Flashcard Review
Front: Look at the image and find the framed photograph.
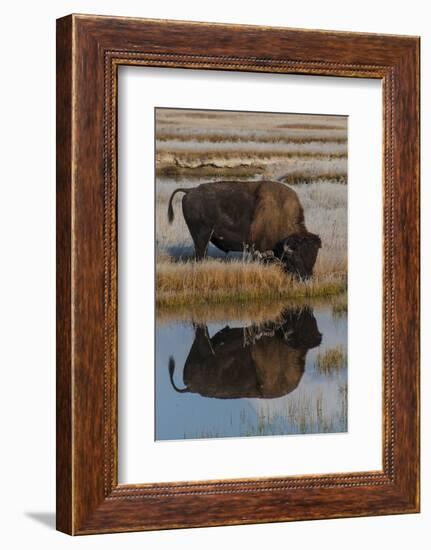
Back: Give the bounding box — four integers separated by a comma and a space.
56, 14, 420, 534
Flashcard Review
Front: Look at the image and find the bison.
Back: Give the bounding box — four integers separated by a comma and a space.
167, 180, 321, 279
168, 307, 322, 400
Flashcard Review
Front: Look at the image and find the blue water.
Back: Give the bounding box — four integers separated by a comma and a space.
155, 305, 347, 440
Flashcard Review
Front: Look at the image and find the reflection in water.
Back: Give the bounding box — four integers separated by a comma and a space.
168, 308, 321, 399
155, 303, 347, 440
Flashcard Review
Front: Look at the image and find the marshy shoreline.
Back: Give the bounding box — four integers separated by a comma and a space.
156, 256, 347, 311
155, 108, 348, 314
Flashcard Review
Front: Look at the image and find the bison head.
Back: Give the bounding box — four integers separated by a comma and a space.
273, 232, 322, 279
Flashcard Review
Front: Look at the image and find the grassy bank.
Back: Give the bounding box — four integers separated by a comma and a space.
156, 257, 347, 309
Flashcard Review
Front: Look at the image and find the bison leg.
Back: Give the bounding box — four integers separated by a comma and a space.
191, 227, 213, 260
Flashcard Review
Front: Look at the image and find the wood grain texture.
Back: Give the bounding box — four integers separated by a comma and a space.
56, 14, 420, 535
56, 15, 73, 535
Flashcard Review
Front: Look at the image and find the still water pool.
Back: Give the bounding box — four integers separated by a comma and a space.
155, 304, 347, 441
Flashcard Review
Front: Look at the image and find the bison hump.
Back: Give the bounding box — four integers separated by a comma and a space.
249, 181, 306, 251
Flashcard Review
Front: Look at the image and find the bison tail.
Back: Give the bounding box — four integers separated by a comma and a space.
168, 356, 188, 393
167, 188, 189, 224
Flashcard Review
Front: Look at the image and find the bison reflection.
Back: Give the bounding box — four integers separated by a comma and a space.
168, 308, 322, 399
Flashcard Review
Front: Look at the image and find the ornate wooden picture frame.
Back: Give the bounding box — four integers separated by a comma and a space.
56, 14, 420, 535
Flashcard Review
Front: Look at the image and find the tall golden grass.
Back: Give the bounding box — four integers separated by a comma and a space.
316, 345, 347, 374
156, 257, 346, 308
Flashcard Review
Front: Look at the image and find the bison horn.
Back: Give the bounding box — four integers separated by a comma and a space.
283, 244, 294, 254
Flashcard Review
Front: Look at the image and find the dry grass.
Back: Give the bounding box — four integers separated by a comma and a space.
332, 294, 348, 318
155, 109, 347, 308
156, 154, 346, 182
316, 345, 347, 375
156, 150, 347, 182
156, 108, 347, 129
245, 381, 348, 436
156, 256, 346, 308
157, 133, 346, 144
158, 139, 347, 154
157, 164, 264, 179
157, 149, 346, 168
279, 173, 346, 185
156, 109, 347, 184
297, 183, 347, 276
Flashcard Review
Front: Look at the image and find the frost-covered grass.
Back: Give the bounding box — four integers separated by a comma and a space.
155, 108, 347, 181
154, 109, 348, 307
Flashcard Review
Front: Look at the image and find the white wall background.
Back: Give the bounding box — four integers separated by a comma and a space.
0, 0, 427, 548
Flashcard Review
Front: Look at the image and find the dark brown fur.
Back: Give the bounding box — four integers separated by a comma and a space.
167, 180, 321, 277
169, 308, 322, 399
